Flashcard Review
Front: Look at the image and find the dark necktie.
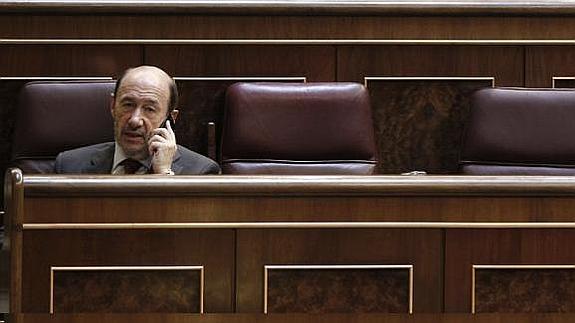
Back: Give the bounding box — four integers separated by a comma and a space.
120, 158, 142, 174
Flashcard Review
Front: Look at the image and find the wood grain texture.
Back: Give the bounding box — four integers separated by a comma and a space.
145, 46, 334, 82
0, 45, 141, 76
4, 15, 575, 40
445, 229, 575, 312
21, 229, 234, 313
267, 268, 410, 313
53, 269, 201, 313
367, 78, 492, 174
22, 193, 575, 224
526, 46, 575, 87
236, 229, 442, 313
475, 268, 575, 313
337, 46, 523, 86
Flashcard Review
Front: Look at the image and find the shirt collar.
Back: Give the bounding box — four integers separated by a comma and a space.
111, 142, 152, 174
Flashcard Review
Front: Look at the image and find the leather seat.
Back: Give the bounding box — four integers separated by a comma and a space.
220, 82, 377, 175
460, 87, 575, 175
11, 80, 115, 173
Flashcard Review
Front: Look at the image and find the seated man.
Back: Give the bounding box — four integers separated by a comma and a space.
55, 65, 220, 175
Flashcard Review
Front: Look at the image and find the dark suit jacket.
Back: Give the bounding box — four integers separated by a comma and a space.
54, 142, 220, 175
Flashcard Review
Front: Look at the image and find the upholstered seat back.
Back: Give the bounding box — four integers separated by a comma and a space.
11, 81, 115, 173
460, 87, 575, 175
220, 82, 377, 175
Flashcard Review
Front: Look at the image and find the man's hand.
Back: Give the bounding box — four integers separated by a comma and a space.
148, 120, 177, 175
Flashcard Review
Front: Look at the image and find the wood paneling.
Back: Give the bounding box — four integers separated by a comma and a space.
21, 195, 575, 223
0, 45, 141, 76
445, 229, 575, 312
526, 46, 575, 87
236, 229, 442, 313
145, 46, 334, 82
21, 229, 234, 313
366, 78, 493, 174
4, 15, 575, 40
337, 46, 523, 86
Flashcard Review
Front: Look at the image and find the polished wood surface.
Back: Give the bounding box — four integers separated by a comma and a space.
6, 171, 575, 318
4, 0, 575, 15
6, 16, 575, 39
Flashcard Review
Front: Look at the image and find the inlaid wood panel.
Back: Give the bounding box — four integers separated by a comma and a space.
552, 77, 575, 88
365, 78, 493, 174
236, 229, 442, 313
21, 229, 234, 313
473, 267, 575, 313
145, 46, 335, 82
52, 267, 202, 313
337, 46, 523, 86
265, 266, 411, 313
526, 46, 575, 87
444, 229, 575, 313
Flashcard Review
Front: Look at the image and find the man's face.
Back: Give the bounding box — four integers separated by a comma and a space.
111, 69, 171, 160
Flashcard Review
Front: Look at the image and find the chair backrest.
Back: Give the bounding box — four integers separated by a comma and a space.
460, 87, 575, 175
11, 80, 116, 173
220, 82, 377, 175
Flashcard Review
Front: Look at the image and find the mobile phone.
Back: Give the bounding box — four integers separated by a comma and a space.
160, 114, 176, 128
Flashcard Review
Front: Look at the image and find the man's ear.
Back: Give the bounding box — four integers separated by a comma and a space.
170, 109, 179, 121
109, 94, 116, 116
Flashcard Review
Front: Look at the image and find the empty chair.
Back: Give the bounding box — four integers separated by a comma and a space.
11, 80, 115, 173
220, 82, 377, 175
460, 87, 575, 175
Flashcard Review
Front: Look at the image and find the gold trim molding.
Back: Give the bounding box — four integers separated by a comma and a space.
263, 264, 413, 314
552, 76, 575, 88
22, 222, 575, 230
471, 264, 575, 314
50, 265, 204, 314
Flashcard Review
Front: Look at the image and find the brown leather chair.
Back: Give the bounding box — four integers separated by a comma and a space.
460, 87, 575, 175
11, 80, 115, 173
220, 82, 377, 175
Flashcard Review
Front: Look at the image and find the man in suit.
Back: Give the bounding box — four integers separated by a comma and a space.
55, 65, 220, 175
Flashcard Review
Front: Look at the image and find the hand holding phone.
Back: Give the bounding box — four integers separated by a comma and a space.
148, 117, 178, 175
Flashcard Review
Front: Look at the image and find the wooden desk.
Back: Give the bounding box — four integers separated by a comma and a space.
4, 169, 575, 321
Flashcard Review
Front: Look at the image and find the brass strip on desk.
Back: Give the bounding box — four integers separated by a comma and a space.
21, 222, 575, 230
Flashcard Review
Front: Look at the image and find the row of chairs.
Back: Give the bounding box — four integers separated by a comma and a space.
10, 81, 575, 175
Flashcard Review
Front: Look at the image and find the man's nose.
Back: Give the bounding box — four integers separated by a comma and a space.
127, 107, 144, 127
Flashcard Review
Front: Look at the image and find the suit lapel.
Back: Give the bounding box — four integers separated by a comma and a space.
87, 143, 115, 174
